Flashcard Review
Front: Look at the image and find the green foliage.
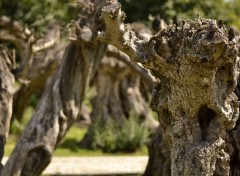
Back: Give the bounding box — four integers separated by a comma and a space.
10, 107, 34, 136
6, 125, 148, 156
0, 0, 79, 33
90, 113, 149, 153
10, 95, 39, 136
120, 0, 240, 29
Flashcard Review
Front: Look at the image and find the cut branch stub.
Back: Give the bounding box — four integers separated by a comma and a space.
99, 2, 153, 63
100, 2, 239, 175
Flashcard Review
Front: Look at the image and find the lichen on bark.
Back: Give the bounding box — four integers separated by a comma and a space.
100, 1, 239, 175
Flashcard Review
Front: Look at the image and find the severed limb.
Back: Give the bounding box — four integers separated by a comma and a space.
98, 1, 156, 64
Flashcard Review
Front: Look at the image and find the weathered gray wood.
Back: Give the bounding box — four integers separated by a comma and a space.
1, 1, 107, 175
100, 2, 239, 175
0, 47, 14, 168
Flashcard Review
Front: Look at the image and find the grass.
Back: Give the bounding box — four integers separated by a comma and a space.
6, 118, 148, 157
4, 135, 17, 156
6, 97, 148, 157
55, 125, 148, 156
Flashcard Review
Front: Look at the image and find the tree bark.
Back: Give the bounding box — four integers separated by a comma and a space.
1, 0, 107, 175
0, 47, 14, 168
226, 79, 240, 176
143, 127, 170, 176
226, 117, 240, 176
100, 2, 239, 175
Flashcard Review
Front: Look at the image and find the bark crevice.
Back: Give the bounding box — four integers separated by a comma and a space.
198, 106, 215, 141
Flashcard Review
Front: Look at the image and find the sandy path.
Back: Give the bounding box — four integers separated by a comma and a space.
3, 156, 148, 175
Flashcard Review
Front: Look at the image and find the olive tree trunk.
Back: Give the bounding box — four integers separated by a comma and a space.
227, 118, 240, 176
0, 47, 15, 168
227, 80, 240, 176
143, 127, 170, 176
1, 0, 107, 175
100, 2, 239, 175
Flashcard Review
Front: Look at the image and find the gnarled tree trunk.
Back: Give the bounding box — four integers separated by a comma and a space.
0, 47, 14, 168
143, 27, 240, 176
1, 0, 107, 175
226, 117, 240, 176
143, 127, 170, 176
100, 2, 239, 175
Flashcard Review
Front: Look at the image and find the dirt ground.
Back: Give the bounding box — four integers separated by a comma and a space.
2, 156, 148, 175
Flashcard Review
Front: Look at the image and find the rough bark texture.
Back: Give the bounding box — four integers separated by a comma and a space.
227, 117, 240, 176
142, 17, 171, 176
100, 2, 239, 175
143, 127, 170, 176
227, 32, 240, 175
0, 47, 14, 168
80, 49, 157, 148
1, 0, 107, 175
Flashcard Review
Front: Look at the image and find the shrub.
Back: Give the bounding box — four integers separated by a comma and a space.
91, 112, 149, 153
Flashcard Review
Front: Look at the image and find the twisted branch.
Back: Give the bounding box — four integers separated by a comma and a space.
0, 16, 59, 79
